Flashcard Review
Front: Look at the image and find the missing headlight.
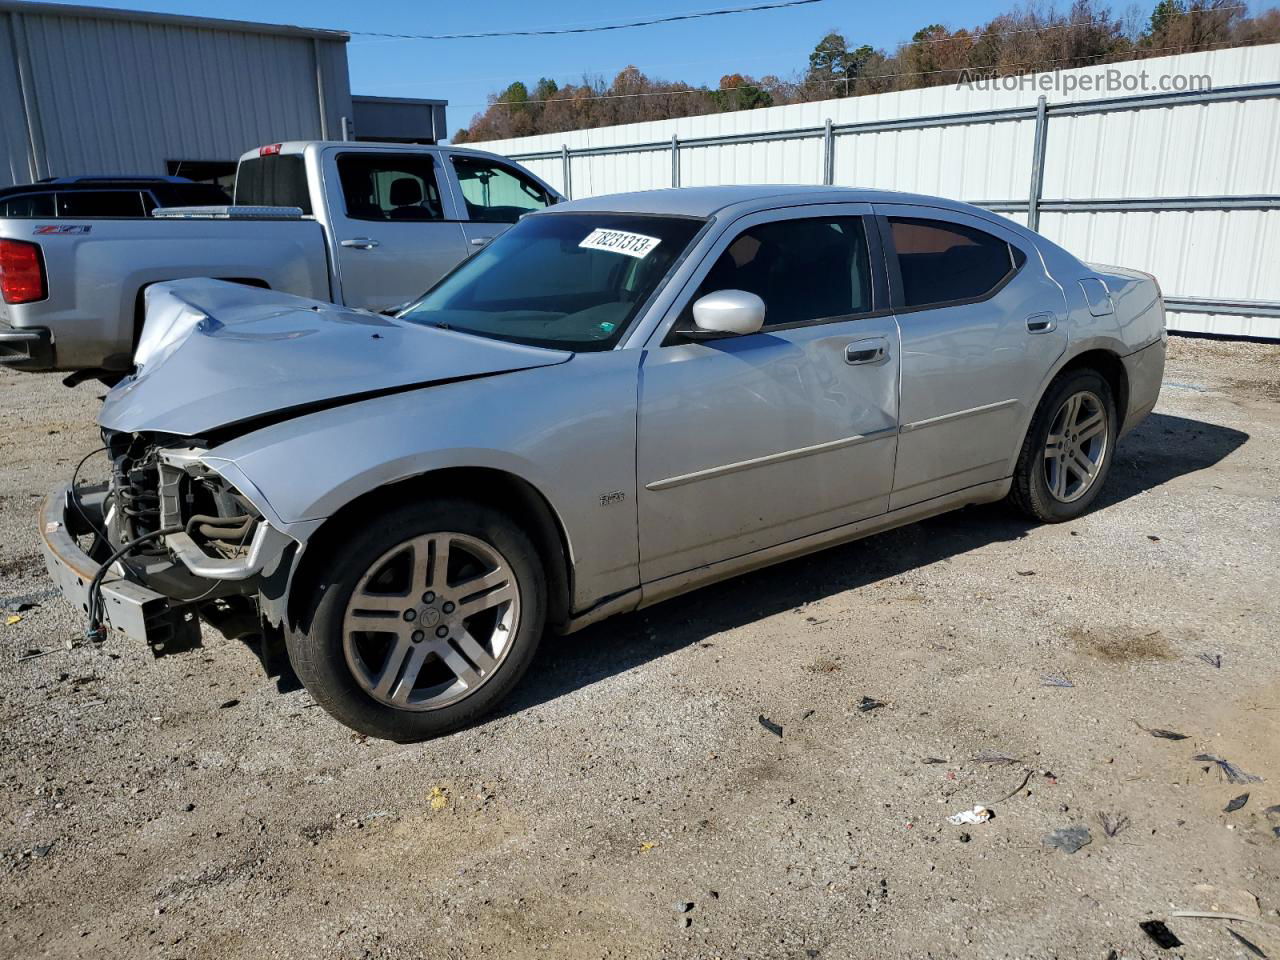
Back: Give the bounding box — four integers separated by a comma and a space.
155, 447, 263, 556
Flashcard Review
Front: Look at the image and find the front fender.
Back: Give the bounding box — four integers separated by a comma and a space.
205, 354, 644, 610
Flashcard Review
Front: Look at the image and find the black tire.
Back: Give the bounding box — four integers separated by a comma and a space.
286, 498, 546, 741
1009, 368, 1116, 523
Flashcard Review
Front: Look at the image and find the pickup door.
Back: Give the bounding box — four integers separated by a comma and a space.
322, 150, 559, 312
322, 150, 470, 312
443, 152, 560, 249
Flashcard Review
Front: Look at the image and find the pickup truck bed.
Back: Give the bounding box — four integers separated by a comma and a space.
0, 214, 327, 370
0, 140, 561, 373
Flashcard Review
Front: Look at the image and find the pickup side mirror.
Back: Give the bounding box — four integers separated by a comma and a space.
686, 289, 766, 339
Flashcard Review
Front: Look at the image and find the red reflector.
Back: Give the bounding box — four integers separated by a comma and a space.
259, 143, 283, 156
0, 238, 46, 304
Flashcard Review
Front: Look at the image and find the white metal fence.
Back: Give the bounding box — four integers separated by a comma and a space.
472, 44, 1280, 339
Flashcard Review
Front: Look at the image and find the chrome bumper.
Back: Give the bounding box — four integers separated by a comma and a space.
38, 484, 200, 654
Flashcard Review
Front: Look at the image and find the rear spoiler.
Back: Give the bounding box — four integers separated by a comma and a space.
152, 205, 306, 220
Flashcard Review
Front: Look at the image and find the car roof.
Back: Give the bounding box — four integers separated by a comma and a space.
543, 185, 990, 220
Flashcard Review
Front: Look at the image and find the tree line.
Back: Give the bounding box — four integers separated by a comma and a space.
452, 0, 1280, 142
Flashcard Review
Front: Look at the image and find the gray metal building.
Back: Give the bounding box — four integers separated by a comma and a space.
0, 1, 447, 188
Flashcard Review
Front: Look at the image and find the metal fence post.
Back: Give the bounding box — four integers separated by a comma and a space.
1027, 95, 1048, 232
823, 118, 834, 185
671, 134, 680, 187
561, 144, 572, 200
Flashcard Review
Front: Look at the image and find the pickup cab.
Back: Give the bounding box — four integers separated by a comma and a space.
0, 141, 561, 374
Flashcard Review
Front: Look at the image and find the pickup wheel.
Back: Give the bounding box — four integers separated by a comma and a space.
1009, 369, 1116, 523
287, 499, 546, 741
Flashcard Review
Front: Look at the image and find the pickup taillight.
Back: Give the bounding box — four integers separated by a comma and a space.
0, 238, 46, 304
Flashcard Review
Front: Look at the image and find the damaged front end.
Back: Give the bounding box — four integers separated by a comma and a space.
39, 429, 296, 657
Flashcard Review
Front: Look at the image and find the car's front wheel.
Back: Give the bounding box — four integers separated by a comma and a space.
1009, 369, 1116, 522
287, 499, 546, 741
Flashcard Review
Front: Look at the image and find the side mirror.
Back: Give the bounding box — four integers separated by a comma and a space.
688, 289, 765, 338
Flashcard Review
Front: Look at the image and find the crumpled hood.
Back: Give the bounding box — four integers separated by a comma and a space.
99, 279, 572, 436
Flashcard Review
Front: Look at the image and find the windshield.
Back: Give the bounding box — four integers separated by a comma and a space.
398, 212, 704, 351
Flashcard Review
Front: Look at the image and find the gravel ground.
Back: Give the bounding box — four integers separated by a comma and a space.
1, 337, 1278, 960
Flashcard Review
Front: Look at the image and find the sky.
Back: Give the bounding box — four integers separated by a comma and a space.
59, 0, 1039, 134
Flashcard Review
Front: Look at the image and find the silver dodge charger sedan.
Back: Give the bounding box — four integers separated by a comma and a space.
40, 185, 1166, 740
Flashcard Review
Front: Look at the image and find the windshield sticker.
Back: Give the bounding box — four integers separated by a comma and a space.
579, 228, 661, 259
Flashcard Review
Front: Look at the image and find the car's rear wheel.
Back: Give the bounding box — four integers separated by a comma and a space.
287, 499, 545, 741
1009, 369, 1116, 522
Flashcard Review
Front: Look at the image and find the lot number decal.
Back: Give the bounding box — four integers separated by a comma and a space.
579, 228, 661, 259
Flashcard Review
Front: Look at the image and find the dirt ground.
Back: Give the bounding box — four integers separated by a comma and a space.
1, 336, 1278, 960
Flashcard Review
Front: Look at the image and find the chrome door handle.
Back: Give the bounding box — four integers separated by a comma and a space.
470, 237, 491, 246
845, 338, 888, 365
1026, 312, 1057, 334
340, 237, 380, 249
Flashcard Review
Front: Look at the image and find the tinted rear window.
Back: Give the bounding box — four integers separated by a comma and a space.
55, 191, 146, 217
889, 217, 1023, 308
234, 155, 312, 214
0, 193, 54, 217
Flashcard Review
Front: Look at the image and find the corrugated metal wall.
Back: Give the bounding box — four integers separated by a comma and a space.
474, 44, 1280, 339
0, 3, 352, 187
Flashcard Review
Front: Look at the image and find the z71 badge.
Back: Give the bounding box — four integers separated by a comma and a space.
33, 224, 92, 235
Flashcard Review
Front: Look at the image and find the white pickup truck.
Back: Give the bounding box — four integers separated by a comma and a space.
0, 141, 561, 375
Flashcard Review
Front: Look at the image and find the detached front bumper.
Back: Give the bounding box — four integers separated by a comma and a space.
38, 484, 200, 654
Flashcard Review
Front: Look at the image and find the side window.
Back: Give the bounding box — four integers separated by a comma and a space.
54, 191, 145, 217
1, 193, 54, 217
336, 153, 444, 222
451, 157, 552, 224
690, 216, 873, 329
889, 217, 1023, 308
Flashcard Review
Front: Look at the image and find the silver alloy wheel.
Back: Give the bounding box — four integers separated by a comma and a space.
341, 532, 520, 711
1043, 390, 1108, 503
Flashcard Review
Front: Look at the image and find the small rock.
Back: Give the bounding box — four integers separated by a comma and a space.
857, 696, 886, 713
218, 698, 240, 709
958, 832, 971, 843
674, 901, 694, 913
1043, 825, 1092, 853
182, 802, 195, 813
31, 843, 53, 859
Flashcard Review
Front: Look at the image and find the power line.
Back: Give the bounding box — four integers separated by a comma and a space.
348, 0, 823, 41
